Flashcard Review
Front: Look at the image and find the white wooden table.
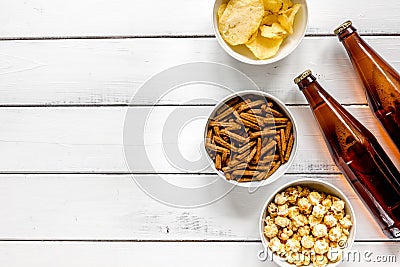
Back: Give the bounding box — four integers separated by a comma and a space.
0, 0, 399, 266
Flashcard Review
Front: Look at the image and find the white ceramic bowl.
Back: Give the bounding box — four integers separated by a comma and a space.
213, 0, 308, 65
259, 178, 357, 267
204, 90, 298, 188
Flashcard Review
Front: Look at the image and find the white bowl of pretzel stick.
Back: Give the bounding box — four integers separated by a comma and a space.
204, 90, 298, 188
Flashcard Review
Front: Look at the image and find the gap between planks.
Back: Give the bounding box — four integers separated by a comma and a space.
0, 171, 342, 175
0, 239, 397, 243
0, 104, 369, 108
2, 33, 400, 41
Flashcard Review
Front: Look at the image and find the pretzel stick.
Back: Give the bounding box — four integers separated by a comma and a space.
205, 143, 230, 154
284, 134, 294, 162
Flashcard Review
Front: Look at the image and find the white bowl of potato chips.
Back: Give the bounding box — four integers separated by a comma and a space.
214, 0, 308, 64
259, 178, 356, 267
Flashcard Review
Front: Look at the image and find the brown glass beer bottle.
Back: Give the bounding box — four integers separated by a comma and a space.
335, 21, 400, 150
294, 70, 400, 238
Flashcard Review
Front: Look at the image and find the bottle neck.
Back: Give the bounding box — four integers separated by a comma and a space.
298, 74, 373, 141
337, 25, 358, 42
297, 74, 326, 109
339, 27, 371, 62
337, 25, 400, 114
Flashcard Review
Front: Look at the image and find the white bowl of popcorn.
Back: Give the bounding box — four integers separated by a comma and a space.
259, 178, 356, 267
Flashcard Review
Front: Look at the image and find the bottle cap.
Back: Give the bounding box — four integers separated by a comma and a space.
334, 20, 352, 35
294, 69, 312, 84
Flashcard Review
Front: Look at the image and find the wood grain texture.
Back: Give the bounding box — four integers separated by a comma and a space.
0, 0, 399, 261
0, 106, 397, 173
0, 241, 399, 266
1, 37, 400, 106
0, 241, 398, 266
1, 0, 400, 37
0, 174, 390, 240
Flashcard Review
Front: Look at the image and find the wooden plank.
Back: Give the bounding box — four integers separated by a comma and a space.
1, 37, 400, 106
1, 0, 400, 37
0, 106, 397, 173
0, 241, 398, 266
0, 242, 400, 267
0, 174, 391, 240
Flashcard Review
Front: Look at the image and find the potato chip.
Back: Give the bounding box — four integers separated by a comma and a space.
263, 0, 283, 13
282, 0, 294, 10
277, 15, 290, 33
278, 3, 301, 34
246, 30, 284, 59
218, 0, 265, 45
246, 30, 258, 44
217, 2, 228, 20
260, 23, 287, 39
261, 12, 279, 26
263, 0, 293, 12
